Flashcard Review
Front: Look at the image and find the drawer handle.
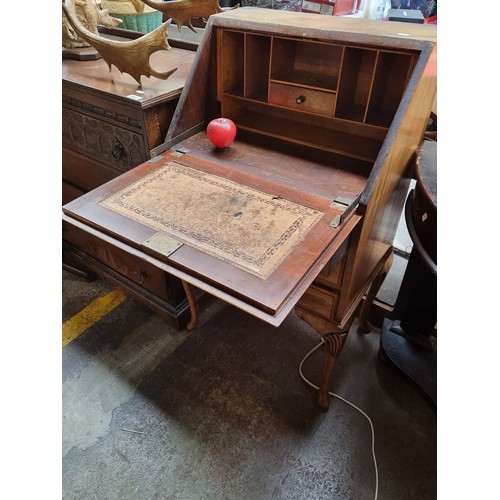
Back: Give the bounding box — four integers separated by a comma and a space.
112, 138, 124, 160
138, 269, 147, 285
295, 95, 306, 104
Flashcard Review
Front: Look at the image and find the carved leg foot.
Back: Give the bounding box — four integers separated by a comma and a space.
318, 330, 348, 410
358, 250, 394, 333
181, 280, 199, 331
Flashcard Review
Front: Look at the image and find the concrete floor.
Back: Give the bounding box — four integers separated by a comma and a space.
62, 249, 436, 500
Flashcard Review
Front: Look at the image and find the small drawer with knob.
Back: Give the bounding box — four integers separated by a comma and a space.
268, 82, 336, 116
63, 218, 173, 300
62, 94, 148, 173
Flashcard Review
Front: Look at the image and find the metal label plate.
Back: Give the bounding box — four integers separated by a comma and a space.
142, 232, 183, 258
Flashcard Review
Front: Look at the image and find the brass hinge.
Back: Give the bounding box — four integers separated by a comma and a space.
161, 145, 192, 158
148, 154, 165, 163
173, 146, 190, 155
329, 194, 361, 228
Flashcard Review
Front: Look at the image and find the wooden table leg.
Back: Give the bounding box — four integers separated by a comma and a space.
296, 247, 395, 409
358, 249, 394, 333
318, 329, 348, 409
295, 308, 351, 409
181, 280, 199, 331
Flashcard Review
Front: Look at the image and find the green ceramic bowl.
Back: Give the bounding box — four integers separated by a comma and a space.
112, 11, 163, 33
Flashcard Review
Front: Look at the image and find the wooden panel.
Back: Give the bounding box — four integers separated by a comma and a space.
317, 254, 346, 288
296, 285, 338, 319
143, 101, 179, 151
270, 36, 295, 82
64, 215, 181, 304
63, 181, 86, 206
210, 8, 437, 43
166, 21, 219, 143
271, 38, 342, 92
63, 241, 191, 330
177, 131, 372, 202
63, 148, 363, 318
294, 40, 343, 87
62, 147, 123, 194
167, 8, 437, 141
366, 51, 415, 127
62, 85, 144, 130
245, 34, 271, 100
224, 97, 382, 162
62, 46, 196, 106
342, 43, 437, 317
62, 106, 149, 171
336, 47, 377, 122
219, 30, 244, 94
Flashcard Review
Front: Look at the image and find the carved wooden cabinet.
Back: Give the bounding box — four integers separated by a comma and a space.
62, 42, 196, 204
62, 37, 198, 330
63, 8, 436, 407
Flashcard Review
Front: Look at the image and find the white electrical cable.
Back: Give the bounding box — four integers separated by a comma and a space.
299, 339, 379, 500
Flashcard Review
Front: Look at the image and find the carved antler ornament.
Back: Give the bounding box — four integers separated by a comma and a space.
139, 0, 231, 32
62, 1, 177, 85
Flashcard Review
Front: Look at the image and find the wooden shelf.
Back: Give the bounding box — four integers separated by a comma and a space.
233, 110, 380, 163
270, 70, 339, 94
218, 28, 417, 163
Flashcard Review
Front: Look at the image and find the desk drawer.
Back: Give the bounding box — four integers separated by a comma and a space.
62, 106, 148, 173
63, 147, 123, 196
269, 82, 336, 116
297, 284, 338, 320
63, 219, 174, 302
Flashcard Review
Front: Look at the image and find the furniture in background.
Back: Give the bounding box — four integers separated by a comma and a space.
62, 29, 199, 329
63, 8, 437, 408
62, 31, 197, 204
380, 138, 437, 410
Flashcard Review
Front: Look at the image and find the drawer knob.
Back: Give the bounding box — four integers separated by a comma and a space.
112, 138, 124, 160
295, 95, 306, 104
138, 269, 147, 284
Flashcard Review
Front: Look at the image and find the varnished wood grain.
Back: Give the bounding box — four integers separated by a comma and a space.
62, 45, 196, 102
63, 8, 436, 409
62, 42, 196, 202
63, 150, 360, 316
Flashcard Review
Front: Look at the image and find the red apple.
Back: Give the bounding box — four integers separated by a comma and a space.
206, 118, 237, 149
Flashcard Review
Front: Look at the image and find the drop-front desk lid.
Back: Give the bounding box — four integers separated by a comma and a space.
62, 136, 363, 326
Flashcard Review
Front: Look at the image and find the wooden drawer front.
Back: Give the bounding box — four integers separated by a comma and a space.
63, 220, 173, 302
62, 106, 148, 173
62, 180, 85, 206
63, 147, 123, 196
318, 254, 346, 288
297, 285, 338, 320
269, 82, 335, 116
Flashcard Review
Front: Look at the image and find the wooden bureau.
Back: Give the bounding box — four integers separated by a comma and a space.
63, 8, 436, 408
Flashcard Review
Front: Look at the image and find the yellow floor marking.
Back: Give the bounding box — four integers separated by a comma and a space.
62, 289, 128, 347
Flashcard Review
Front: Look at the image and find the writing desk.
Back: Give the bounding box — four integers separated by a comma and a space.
63, 8, 436, 409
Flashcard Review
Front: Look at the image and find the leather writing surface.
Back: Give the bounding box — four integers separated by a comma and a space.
100, 160, 323, 279
63, 145, 357, 317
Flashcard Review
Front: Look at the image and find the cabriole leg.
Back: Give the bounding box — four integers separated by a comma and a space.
181, 280, 199, 331
318, 330, 348, 409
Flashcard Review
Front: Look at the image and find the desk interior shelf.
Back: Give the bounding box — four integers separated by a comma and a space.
219, 27, 417, 158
